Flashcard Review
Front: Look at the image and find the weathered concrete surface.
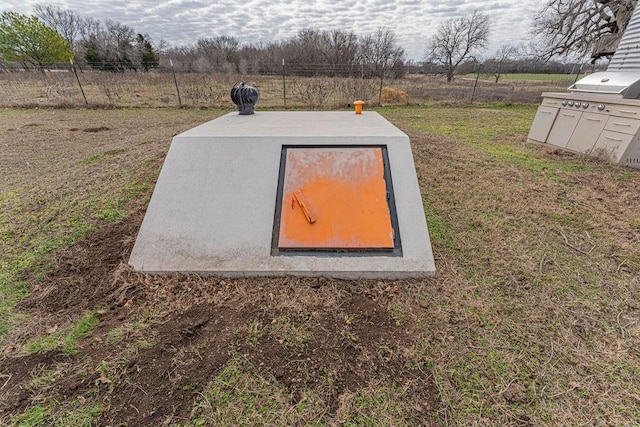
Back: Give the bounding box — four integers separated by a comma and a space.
129, 111, 435, 279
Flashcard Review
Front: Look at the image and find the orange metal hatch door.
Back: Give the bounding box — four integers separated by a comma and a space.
278, 147, 395, 249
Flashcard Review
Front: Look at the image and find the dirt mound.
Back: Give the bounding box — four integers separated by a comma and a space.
101, 304, 240, 425
2, 210, 439, 425
18, 208, 143, 315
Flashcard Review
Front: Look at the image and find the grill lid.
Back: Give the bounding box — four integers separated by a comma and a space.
569, 71, 640, 98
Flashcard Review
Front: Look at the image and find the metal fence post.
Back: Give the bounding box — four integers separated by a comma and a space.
170, 59, 182, 106
70, 60, 88, 106
378, 65, 385, 106
471, 62, 481, 104
282, 58, 287, 107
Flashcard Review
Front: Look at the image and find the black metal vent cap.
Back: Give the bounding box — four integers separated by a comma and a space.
230, 82, 259, 115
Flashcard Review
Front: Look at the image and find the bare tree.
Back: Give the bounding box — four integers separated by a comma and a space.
360, 27, 405, 77
34, 4, 83, 50
427, 11, 490, 82
164, 26, 404, 79
533, 0, 636, 61
285, 28, 325, 76
359, 27, 405, 104
210, 35, 240, 72
80, 19, 141, 71
280, 29, 363, 77
195, 37, 230, 72
489, 44, 520, 83
320, 30, 359, 77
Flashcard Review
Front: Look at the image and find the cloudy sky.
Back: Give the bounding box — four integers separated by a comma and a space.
2, 0, 541, 60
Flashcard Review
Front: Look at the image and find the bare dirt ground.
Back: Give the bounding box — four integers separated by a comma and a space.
3, 206, 438, 425
1, 106, 639, 425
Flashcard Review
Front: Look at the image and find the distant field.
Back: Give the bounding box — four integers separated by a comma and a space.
500, 73, 582, 81
1, 104, 639, 425
464, 72, 582, 82
0, 71, 572, 109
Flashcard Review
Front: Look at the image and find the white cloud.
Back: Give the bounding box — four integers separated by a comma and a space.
2, 0, 537, 59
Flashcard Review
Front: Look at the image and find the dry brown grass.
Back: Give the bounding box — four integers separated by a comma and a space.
386, 105, 640, 425
381, 87, 408, 104
0, 71, 574, 109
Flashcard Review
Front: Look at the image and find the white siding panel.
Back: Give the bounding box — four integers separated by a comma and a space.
608, 7, 640, 72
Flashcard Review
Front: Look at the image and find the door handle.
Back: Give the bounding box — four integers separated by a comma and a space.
292, 189, 317, 224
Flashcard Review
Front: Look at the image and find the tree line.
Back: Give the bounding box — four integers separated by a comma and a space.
164, 28, 406, 79
1, 5, 406, 79
0, 1, 637, 81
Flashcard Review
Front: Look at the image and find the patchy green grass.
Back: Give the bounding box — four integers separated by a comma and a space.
0, 213, 91, 336
23, 310, 100, 355
105, 319, 154, 347
0, 194, 104, 338
383, 104, 534, 145
480, 142, 595, 178
422, 204, 456, 252
240, 315, 311, 349
0, 110, 173, 340
10, 401, 103, 427
189, 356, 422, 427
189, 356, 330, 426
268, 315, 311, 349
79, 153, 105, 164
339, 386, 416, 426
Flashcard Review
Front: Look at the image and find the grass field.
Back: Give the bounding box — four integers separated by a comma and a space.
0, 72, 574, 109
464, 73, 582, 82
1, 104, 639, 425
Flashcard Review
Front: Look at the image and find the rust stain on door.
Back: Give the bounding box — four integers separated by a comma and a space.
278, 147, 395, 249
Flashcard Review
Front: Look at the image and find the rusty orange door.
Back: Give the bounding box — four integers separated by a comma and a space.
277, 147, 395, 250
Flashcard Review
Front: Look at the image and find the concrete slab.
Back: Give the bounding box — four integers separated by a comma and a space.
129, 111, 435, 279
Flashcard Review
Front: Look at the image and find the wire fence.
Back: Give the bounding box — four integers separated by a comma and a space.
0, 65, 581, 109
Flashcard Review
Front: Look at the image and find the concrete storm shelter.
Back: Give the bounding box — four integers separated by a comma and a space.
129, 111, 435, 279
